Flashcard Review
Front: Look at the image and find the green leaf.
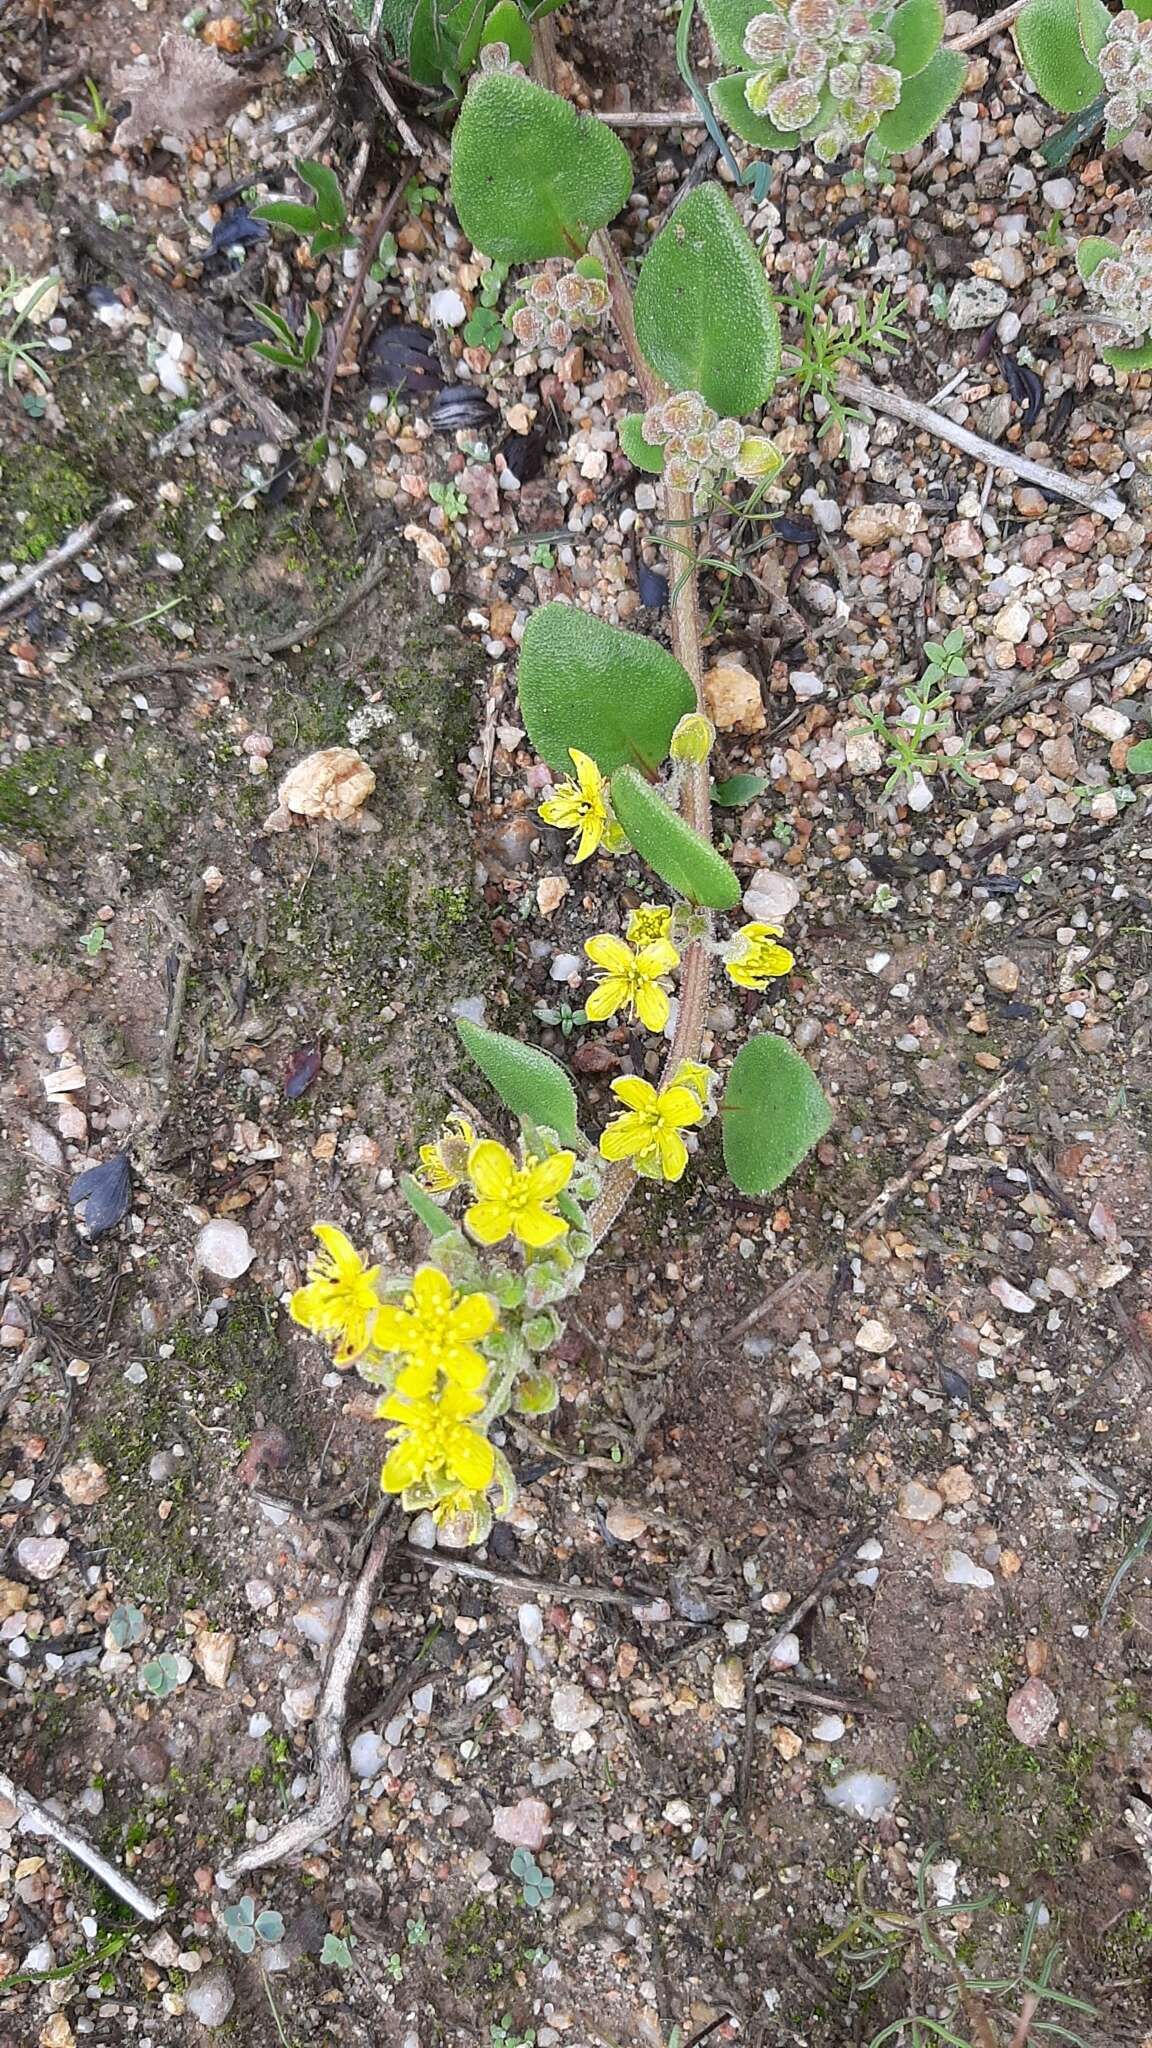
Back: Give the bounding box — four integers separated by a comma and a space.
322, 1933, 354, 1969
249, 342, 302, 369
400, 1173, 457, 1238
890, 0, 945, 77
609, 764, 742, 909
633, 182, 781, 418
518, 604, 695, 774
1075, 234, 1115, 282
700, 0, 772, 67
409, 0, 447, 86
250, 198, 320, 234
451, 72, 633, 261
255, 1911, 285, 1944
311, 226, 355, 257
709, 72, 795, 148
454, 0, 492, 73
296, 159, 346, 228
721, 1034, 832, 1195
711, 771, 769, 806
1103, 338, 1152, 370
872, 46, 965, 151
1014, 0, 1103, 110
479, 0, 534, 66
456, 1018, 582, 1147
1076, 0, 1112, 63
618, 414, 665, 473
1127, 738, 1152, 774
513, 1370, 560, 1415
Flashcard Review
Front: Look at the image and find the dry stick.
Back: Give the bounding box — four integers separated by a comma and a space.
400, 1540, 664, 1613
0, 1769, 164, 1921
0, 496, 133, 618
318, 161, 413, 441
216, 1515, 393, 1882
64, 210, 296, 447
739, 1528, 873, 1812
945, 0, 1027, 51
726, 1023, 1067, 1341
155, 879, 206, 1098
0, 59, 85, 126
838, 374, 1127, 521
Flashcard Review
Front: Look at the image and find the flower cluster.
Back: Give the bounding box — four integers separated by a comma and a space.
741, 0, 902, 161
1098, 11, 1152, 139
641, 389, 782, 494
511, 261, 610, 353
1085, 226, 1152, 341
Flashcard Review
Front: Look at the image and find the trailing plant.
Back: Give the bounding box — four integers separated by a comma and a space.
288, 65, 833, 1551
251, 158, 356, 259
851, 630, 982, 800
1076, 224, 1152, 371
1015, 0, 1152, 140
701, 0, 966, 161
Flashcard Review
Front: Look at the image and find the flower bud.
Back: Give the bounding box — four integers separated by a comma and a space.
669, 712, 715, 764
734, 433, 785, 481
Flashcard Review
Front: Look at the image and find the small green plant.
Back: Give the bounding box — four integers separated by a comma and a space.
252, 158, 356, 258
248, 301, 324, 373
533, 998, 588, 1038
141, 1652, 188, 1697
359, 0, 546, 100
1016, 0, 1152, 146
107, 1602, 146, 1648
1076, 226, 1152, 372
61, 76, 113, 135
529, 540, 556, 568
852, 631, 981, 801
221, 1896, 285, 1955
464, 261, 510, 347
0, 271, 57, 389
370, 233, 399, 282
702, 0, 966, 161
406, 1915, 431, 1947
321, 1932, 354, 1968
783, 248, 907, 437
429, 478, 469, 522
510, 1846, 554, 1908
491, 2018, 536, 2048
80, 924, 110, 957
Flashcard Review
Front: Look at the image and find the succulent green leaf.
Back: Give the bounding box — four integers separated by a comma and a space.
1015, 0, 1103, 110
700, 0, 775, 67
479, 0, 534, 65
451, 73, 633, 261
1076, 0, 1112, 62
1127, 738, 1152, 774
456, 1018, 582, 1148
1103, 338, 1152, 370
711, 771, 770, 805
409, 0, 447, 85
1075, 235, 1115, 282
518, 604, 695, 775
721, 1033, 832, 1195
619, 414, 666, 473
872, 46, 965, 150
890, 0, 945, 77
708, 72, 795, 147
609, 764, 742, 909
251, 199, 320, 234
400, 1173, 457, 1238
633, 182, 781, 417
454, 0, 491, 72
514, 1370, 560, 1414
297, 159, 346, 228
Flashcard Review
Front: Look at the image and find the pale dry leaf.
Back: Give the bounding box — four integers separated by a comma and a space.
112, 35, 249, 150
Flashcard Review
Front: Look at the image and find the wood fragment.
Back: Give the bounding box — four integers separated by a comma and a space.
0, 1769, 165, 1921
0, 496, 134, 618
944, 0, 1026, 51
838, 374, 1127, 521
318, 162, 413, 439
400, 1540, 664, 1614
0, 60, 85, 127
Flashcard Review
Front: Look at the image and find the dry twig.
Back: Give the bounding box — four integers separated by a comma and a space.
0, 1769, 165, 1920
0, 497, 134, 618
318, 162, 413, 440
945, 0, 1027, 51
0, 60, 85, 126
400, 1540, 664, 1613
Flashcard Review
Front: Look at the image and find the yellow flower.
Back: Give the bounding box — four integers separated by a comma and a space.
724, 921, 795, 991
433, 1486, 493, 1545
377, 1383, 495, 1494
289, 1223, 382, 1366
626, 903, 673, 948
671, 1058, 714, 1107
538, 748, 625, 865
735, 434, 784, 482
417, 1111, 475, 1193
374, 1265, 497, 1396
584, 932, 680, 1033
598, 1076, 703, 1183
464, 1140, 574, 1249
669, 712, 715, 764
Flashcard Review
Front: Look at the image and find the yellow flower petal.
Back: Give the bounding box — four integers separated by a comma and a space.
659, 1086, 704, 1127
584, 977, 626, 1021
656, 1127, 690, 1181
526, 1151, 574, 1201
411, 1266, 451, 1315
634, 979, 671, 1033
463, 1198, 512, 1246
396, 1359, 438, 1398
381, 1439, 424, 1492
609, 1075, 659, 1114
636, 938, 680, 976
373, 1304, 414, 1350
311, 1223, 364, 1275
451, 1292, 497, 1342
447, 1427, 495, 1490
513, 1204, 568, 1249
585, 933, 634, 975
599, 1113, 648, 1162
467, 1140, 516, 1201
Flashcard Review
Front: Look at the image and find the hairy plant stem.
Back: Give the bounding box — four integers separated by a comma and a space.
587, 228, 715, 1247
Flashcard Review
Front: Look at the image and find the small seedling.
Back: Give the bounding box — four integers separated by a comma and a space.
852, 632, 981, 801
510, 1846, 554, 1908
429, 479, 469, 522
491, 2019, 536, 2048
0, 270, 58, 389
61, 76, 113, 136
248, 300, 324, 373
80, 924, 109, 957
405, 1915, 430, 1947
369, 232, 399, 282
532, 998, 587, 1039
529, 541, 556, 568
141, 1652, 189, 1697
321, 1931, 354, 1968
221, 1896, 286, 1955
783, 250, 908, 438
464, 259, 510, 348
252, 158, 356, 258
107, 1603, 145, 1649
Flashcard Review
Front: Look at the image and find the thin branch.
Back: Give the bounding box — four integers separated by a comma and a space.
0, 497, 133, 618
216, 1515, 393, 1882
0, 1769, 165, 1921
839, 374, 1126, 521
400, 1540, 664, 1613
318, 162, 413, 440
155, 879, 206, 1098
0, 59, 85, 126
598, 107, 706, 127
945, 0, 1026, 51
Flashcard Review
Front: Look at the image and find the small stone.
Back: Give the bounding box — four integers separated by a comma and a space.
58, 1457, 108, 1506
845, 502, 918, 547
1041, 177, 1075, 209
550, 1682, 602, 1734
185, 1961, 235, 2029
767, 1631, 800, 1671
276, 747, 375, 822
703, 661, 765, 734
1013, 487, 1048, 520
712, 1655, 746, 1709
195, 1219, 254, 1280
742, 872, 799, 924
983, 955, 1020, 994
947, 277, 1009, 330
898, 1480, 943, 1523
492, 1796, 550, 1849
855, 1319, 894, 1355
428, 288, 467, 327
942, 1550, 995, 1590
194, 1629, 236, 1689
604, 1505, 648, 1542
350, 1730, 390, 1779
0, 1579, 29, 1621
845, 728, 884, 773
535, 875, 568, 919
293, 1598, 343, 1649
811, 1713, 846, 1743
992, 600, 1031, 644
824, 1770, 899, 1819
1025, 1638, 1049, 1677
39, 2016, 75, 2048
995, 246, 1028, 289
936, 1465, 975, 1505
1083, 704, 1131, 743
942, 518, 983, 561
26, 1121, 64, 1169
990, 1277, 1036, 1315
126, 1737, 170, 1786
15, 1537, 68, 1580
1006, 1676, 1058, 1748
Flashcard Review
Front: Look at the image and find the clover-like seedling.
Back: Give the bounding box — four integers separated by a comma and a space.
107, 1602, 145, 1650
221, 1896, 285, 1955
141, 1652, 189, 1698
510, 1846, 555, 1909
251, 157, 355, 258
703, 0, 965, 158
321, 1932, 354, 1969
